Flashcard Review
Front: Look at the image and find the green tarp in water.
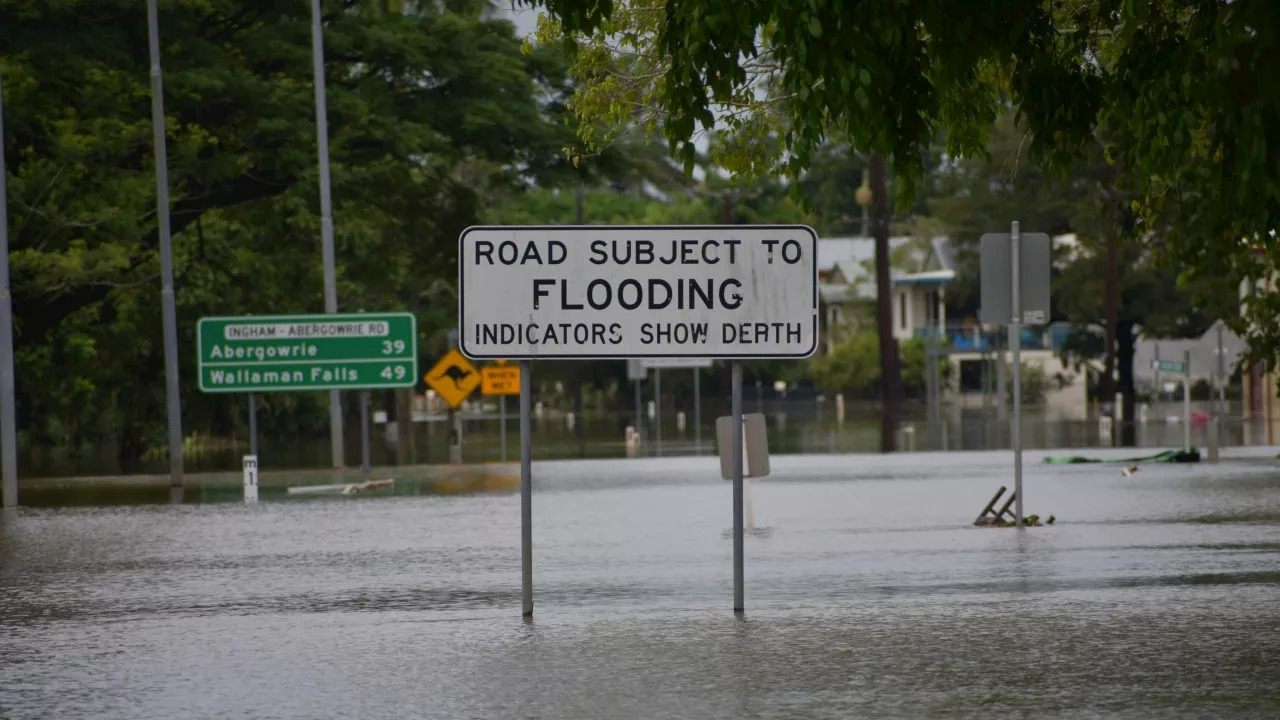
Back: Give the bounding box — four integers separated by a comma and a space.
1042, 448, 1201, 465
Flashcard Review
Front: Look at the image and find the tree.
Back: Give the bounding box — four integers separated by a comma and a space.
0, 0, 584, 465
524, 0, 1280, 369
811, 331, 952, 400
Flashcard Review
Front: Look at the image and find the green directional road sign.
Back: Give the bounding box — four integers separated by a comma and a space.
1152, 359, 1187, 374
198, 313, 418, 393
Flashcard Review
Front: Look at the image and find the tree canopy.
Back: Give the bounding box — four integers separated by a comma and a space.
0, 0, 584, 463
524, 0, 1280, 359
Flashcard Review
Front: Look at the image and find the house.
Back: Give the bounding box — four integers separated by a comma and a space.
817, 233, 1091, 418
816, 235, 956, 354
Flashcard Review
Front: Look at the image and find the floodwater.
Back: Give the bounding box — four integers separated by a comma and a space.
3, 450, 1280, 718
20, 399, 1262, 478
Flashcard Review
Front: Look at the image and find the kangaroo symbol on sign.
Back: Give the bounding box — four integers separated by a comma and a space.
432, 364, 474, 390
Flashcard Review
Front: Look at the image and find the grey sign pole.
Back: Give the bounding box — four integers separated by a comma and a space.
693, 368, 702, 454
360, 391, 371, 473
1183, 350, 1192, 452
1154, 343, 1162, 414
634, 379, 642, 441
981, 225, 1049, 529
654, 368, 662, 455
520, 360, 533, 616
311, 0, 344, 469
731, 360, 744, 613
146, 0, 185, 489
500, 395, 507, 463
248, 394, 259, 458
1213, 322, 1223, 440
0, 69, 18, 509
1010, 221, 1024, 528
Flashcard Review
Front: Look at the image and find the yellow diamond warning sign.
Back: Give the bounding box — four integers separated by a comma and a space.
425, 348, 480, 409
481, 365, 521, 395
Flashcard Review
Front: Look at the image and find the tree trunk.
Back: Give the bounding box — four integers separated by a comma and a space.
1102, 238, 1118, 405
1117, 321, 1137, 446
871, 154, 900, 452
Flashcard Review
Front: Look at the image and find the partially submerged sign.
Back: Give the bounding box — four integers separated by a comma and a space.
458, 226, 819, 359
716, 412, 771, 480
197, 313, 417, 393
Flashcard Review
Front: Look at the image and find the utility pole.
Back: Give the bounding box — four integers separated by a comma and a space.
870, 155, 899, 452
312, 0, 344, 468
0, 69, 17, 507
147, 0, 185, 488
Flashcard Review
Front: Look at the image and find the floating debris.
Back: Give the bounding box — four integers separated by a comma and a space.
288, 479, 396, 496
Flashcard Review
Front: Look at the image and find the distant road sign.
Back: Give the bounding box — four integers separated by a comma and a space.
640, 358, 714, 369
458, 225, 819, 360
481, 365, 521, 395
197, 313, 417, 393
979, 232, 1051, 325
425, 348, 481, 408
1153, 360, 1188, 374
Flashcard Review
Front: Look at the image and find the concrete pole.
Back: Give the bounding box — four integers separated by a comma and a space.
311, 0, 344, 469
146, 0, 185, 489
0, 69, 18, 508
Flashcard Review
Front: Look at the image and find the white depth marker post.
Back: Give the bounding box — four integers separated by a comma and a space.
732, 360, 745, 613
243, 455, 259, 503
520, 360, 533, 616
1010, 221, 1024, 528
499, 394, 507, 463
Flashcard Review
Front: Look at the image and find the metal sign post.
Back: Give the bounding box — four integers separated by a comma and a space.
520, 360, 533, 617
481, 363, 519, 462
360, 391, 371, 473
1010, 222, 1023, 527
655, 368, 662, 456
731, 360, 744, 613
460, 225, 818, 616
1184, 350, 1192, 452
693, 368, 702, 454
499, 396, 507, 462
248, 393, 259, 458
981, 223, 1050, 530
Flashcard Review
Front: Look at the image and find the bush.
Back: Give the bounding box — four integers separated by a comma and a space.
811, 331, 954, 399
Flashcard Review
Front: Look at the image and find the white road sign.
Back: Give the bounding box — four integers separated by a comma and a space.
458, 226, 818, 359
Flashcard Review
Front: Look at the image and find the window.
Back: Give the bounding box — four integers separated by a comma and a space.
899, 292, 907, 330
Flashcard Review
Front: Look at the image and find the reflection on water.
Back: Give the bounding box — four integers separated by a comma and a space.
18, 399, 1270, 478
2, 453, 1279, 718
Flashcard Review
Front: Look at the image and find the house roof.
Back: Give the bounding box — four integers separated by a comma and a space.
818, 235, 957, 273
891, 269, 956, 287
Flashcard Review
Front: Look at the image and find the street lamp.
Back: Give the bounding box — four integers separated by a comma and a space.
856, 169, 872, 237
